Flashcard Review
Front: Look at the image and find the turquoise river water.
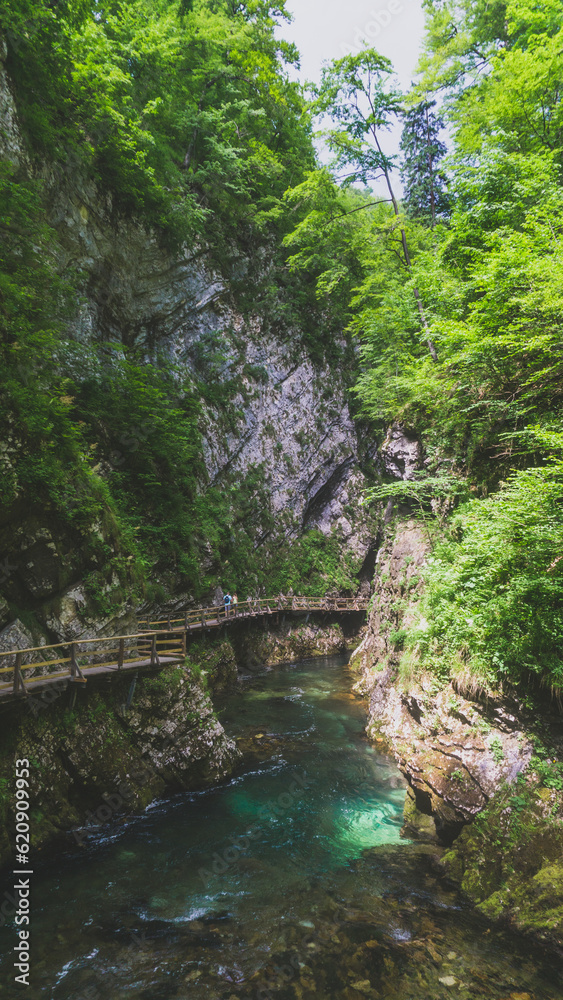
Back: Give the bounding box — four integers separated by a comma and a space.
0, 654, 562, 999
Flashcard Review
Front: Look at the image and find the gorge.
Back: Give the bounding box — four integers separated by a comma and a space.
0, 0, 563, 995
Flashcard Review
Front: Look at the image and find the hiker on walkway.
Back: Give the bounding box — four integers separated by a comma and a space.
232, 593, 238, 615
223, 592, 231, 617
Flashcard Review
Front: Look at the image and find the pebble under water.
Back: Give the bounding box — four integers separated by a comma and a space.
1, 654, 562, 999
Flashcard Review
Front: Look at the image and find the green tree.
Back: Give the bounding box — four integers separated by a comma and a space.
311, 50, 438, 360
405, 449, 563, 693
352, 0, 563, 694
400, 99, 450, 226
0, 0, 343, 605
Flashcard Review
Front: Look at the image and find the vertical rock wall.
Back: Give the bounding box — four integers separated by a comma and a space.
0, 38, 380, 644
351, 519, 532, 844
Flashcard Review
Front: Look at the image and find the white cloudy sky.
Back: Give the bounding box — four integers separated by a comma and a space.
277, 0, 427, 191
281, 0, 426, 91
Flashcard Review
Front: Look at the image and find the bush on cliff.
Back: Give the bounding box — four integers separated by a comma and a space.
281, 0, 563, 692
405, 451, 563, 693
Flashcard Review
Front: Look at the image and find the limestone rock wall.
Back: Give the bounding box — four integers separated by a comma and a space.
0, 41, 379, 646
56, 196, 379, 562
0, 663, 240, 868
231, 615, 354, 672
0, 34, 25, 164
351, 520, 532, 844
349, 517, 563, 951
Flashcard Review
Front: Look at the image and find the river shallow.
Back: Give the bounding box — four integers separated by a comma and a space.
1, 654, 562, 999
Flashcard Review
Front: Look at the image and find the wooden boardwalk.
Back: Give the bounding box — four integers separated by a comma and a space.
0, 596, 367, 702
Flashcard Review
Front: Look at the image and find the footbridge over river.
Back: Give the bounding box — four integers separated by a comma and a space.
0, 596, 368, 704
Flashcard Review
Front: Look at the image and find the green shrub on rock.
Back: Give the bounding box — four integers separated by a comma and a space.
405, 456, 563, 694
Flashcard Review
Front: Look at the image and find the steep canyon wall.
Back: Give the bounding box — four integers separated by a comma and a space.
0, 38, 378, 652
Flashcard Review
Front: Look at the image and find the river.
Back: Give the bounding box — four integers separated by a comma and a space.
0, 654, 562, 998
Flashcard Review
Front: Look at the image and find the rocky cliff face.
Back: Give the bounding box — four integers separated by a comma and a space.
0, 39, 378, 650
0, 276, 377, 646
52, 186, 378, 559
0, 663, 240, 868
351, 519, 533, 843
0, 34, 24, 164
351, 516, 563, 952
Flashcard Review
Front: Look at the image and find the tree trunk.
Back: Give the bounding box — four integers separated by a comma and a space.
373, 131, 438, 362
425, 104, 436, 230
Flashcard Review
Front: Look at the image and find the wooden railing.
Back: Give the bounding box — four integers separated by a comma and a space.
0, 631, 186, 699
139, 595, 367, 631
0, 596, 367, 699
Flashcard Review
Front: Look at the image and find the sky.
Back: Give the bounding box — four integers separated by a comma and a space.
281, 0, 426, 92
277, 0, 427, 191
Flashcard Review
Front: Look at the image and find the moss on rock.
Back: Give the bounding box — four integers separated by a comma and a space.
186, 638, 238, 693
0, 663, 240, 869
402, 785, 437, 841
441, 776, 563, 951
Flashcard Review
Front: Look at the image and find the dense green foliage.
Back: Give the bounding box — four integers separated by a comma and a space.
3, 0, 563, 666
0, 0, 360, 608
3, 0, 311, 249
442, 766, 563, 937
406, 455, 563, 692
284, 0, 563, 692
1, 0, 339, 347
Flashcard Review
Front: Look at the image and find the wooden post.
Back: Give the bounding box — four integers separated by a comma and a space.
118, 638, 125, 669
185, 612, 189, 631
126, 671, 138, 710
167, 616, 171, 631
13, 653, 25, 696
70, 643, 85, 681
150, 635, 159, 667
181, 630, 187, 657
201, 609, 206, 629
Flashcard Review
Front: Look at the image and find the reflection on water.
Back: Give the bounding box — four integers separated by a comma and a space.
0, 655, 562, 999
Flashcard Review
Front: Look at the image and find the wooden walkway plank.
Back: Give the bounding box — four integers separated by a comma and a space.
0, 596, 367, 703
